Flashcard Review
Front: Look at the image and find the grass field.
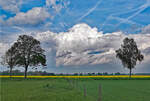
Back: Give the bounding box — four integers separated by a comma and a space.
1, 78, 150, 101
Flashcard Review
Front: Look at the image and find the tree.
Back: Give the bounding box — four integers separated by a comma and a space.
1, 42, 19, 77
15, 35, 46, 78
116, 37, 144, 78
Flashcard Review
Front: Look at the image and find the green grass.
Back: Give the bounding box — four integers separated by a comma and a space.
1, 78, 150, 101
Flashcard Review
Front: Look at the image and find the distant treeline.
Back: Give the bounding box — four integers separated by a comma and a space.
0, 70, 150, 76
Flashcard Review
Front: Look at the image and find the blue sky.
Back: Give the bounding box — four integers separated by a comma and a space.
1, 0, 150, 33
0, 0, 150, 73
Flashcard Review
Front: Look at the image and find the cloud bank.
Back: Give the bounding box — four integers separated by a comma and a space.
31, 23, 150, 67
46, 0, 69, 13
2, 7, 50, 26
0, 23, 150, 73
0, 0, 22, 13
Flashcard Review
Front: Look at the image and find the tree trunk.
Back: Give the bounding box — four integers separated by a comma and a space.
9, 67, 12, 78
24, 66, 28, 79
129, 68, 132, 78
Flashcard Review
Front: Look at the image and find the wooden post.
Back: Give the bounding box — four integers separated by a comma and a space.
97, 84, 102, 101
84, 85, 87, 98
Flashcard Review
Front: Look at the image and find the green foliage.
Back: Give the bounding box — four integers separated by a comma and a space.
15, 35, 46, 67
116, 37, 144, 76
0, 42, 20, 76
1, 42, 18, 68
4, 35, 47, 78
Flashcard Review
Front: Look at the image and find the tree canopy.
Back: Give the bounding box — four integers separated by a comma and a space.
116, 37, 144, 77
1, 42, 19, 77
14, 35, 46, 78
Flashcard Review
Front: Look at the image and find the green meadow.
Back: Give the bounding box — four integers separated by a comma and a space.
1, 78, 150, 101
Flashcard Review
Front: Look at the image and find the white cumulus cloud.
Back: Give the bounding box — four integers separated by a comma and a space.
0, 23, 150, 68
32, 23, 150, 67
46, 0, 70, 13
0, 43, 9, 56
141, 24, 150, 34
5, 7, 50, 26
0, 0, 22, 13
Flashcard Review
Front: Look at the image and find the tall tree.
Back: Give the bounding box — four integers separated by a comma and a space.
15, 35, 46, 78
1, 42, 19, 77
116, 37, 144, 78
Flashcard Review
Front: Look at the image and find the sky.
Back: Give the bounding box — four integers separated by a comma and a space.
0, 0, 150, 73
